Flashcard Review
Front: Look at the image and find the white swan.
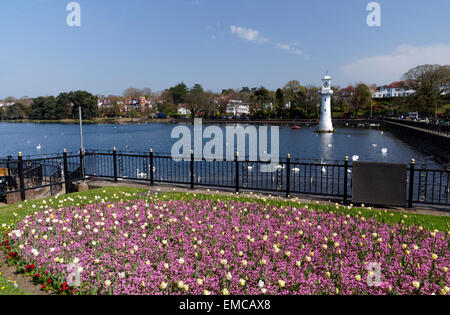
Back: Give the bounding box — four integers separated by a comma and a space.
36, 144, 42, 150
352, 155, 360, 162
381, 148, 388, 155
136, 169, 147, 179
292, 168, 300, 174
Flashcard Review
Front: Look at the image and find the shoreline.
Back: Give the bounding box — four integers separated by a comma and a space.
0, 118, 380, 126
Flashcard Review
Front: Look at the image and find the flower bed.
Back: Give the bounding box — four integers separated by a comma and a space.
3, 198, 449, 295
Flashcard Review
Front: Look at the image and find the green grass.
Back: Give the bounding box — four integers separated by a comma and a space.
0, 272, 28, 295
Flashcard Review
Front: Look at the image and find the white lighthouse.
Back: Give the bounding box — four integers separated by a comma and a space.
317, 74, 335, 133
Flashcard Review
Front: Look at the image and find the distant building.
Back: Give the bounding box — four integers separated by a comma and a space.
226, 100, 250, 116
373, 81, 416, 98
338, 86, 356, 102
125, 97, 152, 113
0, 102, 15, 107
177, 104, 191, 116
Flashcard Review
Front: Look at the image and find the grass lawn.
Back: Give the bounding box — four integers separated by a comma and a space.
1, 186, 448, 295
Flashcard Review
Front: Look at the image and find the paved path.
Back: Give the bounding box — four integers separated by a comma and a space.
385, 120, 450, 139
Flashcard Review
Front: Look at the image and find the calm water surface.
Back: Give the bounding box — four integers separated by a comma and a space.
0, 122, 441, 168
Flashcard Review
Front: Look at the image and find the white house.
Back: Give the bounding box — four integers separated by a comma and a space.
373, 81, 416, 98
226, 100, 250, 116
177, 104, 191, 116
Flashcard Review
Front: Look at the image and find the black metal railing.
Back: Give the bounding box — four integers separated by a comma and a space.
1, 149, 449, 208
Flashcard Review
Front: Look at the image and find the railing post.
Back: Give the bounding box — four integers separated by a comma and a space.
113, 147, 118, 183
235, 152, 240, 193
343, 156, 349, 205
17, 152, 25, 201
190, 150, 194, 190
63, 149, 70, 194
408, 159, 415, 208
79, 148, 85, 181
149, 149, 154, 186
286, 154, 291, 198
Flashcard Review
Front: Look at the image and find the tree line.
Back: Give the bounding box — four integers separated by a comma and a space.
1, 64, 448, 121
0, 91, 98, 120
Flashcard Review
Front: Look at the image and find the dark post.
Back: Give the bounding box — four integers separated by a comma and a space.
408, 159, 415, 208
17, 152, 25, 201
149, 149, 154, 186
286, 154, 291, 198
235, 152, 240, 193
190, 150, 194, 190
343, 156, 349, 205
63, 149, 70, 194
79, 148, 85, 181
113, 147, 118, 183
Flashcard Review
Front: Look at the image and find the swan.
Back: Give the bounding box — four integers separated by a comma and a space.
136, 169, 147, 179
381, 148, 388, 155
328, 144, 333, 148
36, 144, 42, 150
372, 144, 378, 148
292, 168, 300, 174
248, 166, 254, 171
321, 167, 327, 173
352, 155, 360, 162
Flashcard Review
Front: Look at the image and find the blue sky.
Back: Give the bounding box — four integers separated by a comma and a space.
1, 0, 449, 98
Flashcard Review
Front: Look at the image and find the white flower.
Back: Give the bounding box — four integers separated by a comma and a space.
31, 248, 39, 257
239, 279, 246, 287
226, 272, 232, 281
160, 282, 168, 290
178, 258, 185, 265
105, 280, 112, 287
258, 280, 265, 288
118, 272, 126, 279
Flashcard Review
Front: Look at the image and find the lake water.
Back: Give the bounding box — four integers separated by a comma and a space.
0, 122, 442, 168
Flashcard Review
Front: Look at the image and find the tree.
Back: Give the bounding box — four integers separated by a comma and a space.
31, 96, 57, 120
187, 84, 213, 118
350, 83, 372, 116
0, 106, 5, 119
123, 88, 143, 99
403, 64, 450, 117
56, 93, 72, 119
169, 83, 189, 105
274, 88, 285, 117
6, 103, 27, 119
69, 91, 98, 119
301, 86, 321, 118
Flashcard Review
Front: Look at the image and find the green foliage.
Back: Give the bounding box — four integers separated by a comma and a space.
5, 103, 27, 119
29, 91, 98, 120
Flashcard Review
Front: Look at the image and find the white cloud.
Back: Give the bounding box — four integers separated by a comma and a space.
276, 43, 302, 55
230, 25, 268, 44
340, 44, 450, 84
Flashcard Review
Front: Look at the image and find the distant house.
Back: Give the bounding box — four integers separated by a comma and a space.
373, 81, 416, 98
338, 86, 356, 102
98, 98, 112, 108
0, 102, 15, 107
177, 104, 191, 116
226, 100, 250, 116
